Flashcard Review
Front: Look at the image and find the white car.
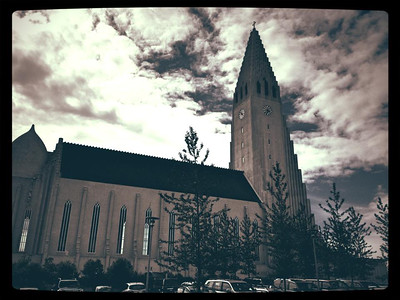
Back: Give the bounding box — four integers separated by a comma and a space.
122, 282, 146, 293
57, 279, 83, 292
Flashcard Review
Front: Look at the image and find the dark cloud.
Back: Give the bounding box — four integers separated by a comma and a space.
144, 40, 198, 75
13, 48, 119, 124
91, 13, 100, 31
12, 49, 52, 86
105, 9, 128, 36
14, 10, 50, 23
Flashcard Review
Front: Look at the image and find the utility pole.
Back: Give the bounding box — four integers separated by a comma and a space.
145, 216, 159, 292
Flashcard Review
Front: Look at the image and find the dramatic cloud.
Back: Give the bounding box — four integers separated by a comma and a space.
12, 8, 388, 209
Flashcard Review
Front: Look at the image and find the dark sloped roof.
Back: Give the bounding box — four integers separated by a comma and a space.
60, 142, 260, 202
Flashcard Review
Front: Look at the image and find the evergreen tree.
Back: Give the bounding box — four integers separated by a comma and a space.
258, 162, 297, 286
239, 213, 261, 277
319, 183, 374, 280
371, 197, 389, 261
292, 203, 315, 277
178, 126, 209, 165
157, 126, 222, 291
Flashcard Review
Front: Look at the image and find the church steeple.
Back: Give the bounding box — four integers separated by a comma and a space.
233, 26, 279, 106
230, 25, 313, 224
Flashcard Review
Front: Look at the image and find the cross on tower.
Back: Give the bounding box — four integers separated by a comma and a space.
252, 21, 256, 29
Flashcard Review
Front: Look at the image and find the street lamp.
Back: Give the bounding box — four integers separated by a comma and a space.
311, 226, 321, 291
145, 216, 159, 292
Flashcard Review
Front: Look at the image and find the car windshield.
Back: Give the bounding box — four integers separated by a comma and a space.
129, 284, 145, 290
59, 281, 79, 288
231, 282, 254, 291
295, 282, 316, 291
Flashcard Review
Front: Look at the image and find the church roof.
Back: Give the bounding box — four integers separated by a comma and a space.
60, 142, 260, 203
12, 124, 48, 178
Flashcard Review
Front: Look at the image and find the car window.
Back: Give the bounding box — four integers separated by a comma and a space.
129, 284, 145, 290
230, 282, 253, 292
213, 281, 222, 291
222, 282, 231, 292
206, 281, 214, 288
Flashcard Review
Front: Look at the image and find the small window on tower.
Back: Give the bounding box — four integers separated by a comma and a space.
241, 142, 244, 148
256, 81, 261, 94
245, 83, 248, 95
269, 154, 272, 159
241, 127, 244, 133
264, 79, 269, 96
272, 86, 277, 98
242, 156, 245, 163
240, 87, 243, 99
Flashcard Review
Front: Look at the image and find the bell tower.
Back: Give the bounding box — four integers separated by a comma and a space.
230, 26, 313, 221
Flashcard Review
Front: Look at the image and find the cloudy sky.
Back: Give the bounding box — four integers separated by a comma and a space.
12, 8, 388, 256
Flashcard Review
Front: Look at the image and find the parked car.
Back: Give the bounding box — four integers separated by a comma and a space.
273, 278, 318, 292
122, 282, 146, 293
177, 281, 197, 293
359, 281, 387, 290
94, 285, 112, 292
57, 279, 83, 292
243, 277, 269, 293
204, 279, 256, 293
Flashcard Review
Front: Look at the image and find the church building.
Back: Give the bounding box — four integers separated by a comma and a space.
12, 27, 313, 277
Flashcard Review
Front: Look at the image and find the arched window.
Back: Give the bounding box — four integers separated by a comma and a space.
18, 209, 32, 252
264, 79, 269, 96
256, 81, 261, 94
168, 212, 175, 255
116, 205, 127, 254
272, 86, 277, 98
240, 87, 243, 100
88, 203, 100, 253
142, 208, 152, 255
245, 83, 248, 95
57, 201, 72, 252
234, 92, 238, 103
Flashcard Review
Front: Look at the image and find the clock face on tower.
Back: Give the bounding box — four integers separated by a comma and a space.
239, 109, 245, 119
263, 105, 272, 116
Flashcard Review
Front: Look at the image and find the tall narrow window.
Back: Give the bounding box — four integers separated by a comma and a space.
168, 212, 175, 255
256, 81, 261, 94
116, 205, 127, 254
18, 209, 31, 252
264, 79, 269, 96
88, 203, 100, 253
272, 86, 277, 98
142, 208, 152, 255
233, 217, 239, 238
240, 87, 243, 99
57, 201, 72, 251
245, 83, 248, 95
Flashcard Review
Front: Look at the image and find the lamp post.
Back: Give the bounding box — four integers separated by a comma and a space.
311, 226, 320, 291
145, 216, 159, 293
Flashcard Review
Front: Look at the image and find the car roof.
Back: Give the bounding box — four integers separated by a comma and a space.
127, 282, 145, 285
206, 279, 247, 283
